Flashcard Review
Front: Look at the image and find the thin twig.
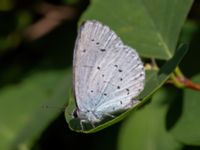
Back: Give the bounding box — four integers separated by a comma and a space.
167, 76, 200, 91
178, 77, 200, 91
25, 2, 78, 40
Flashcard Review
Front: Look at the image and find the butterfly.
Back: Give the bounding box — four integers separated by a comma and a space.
72, 20, 145, 129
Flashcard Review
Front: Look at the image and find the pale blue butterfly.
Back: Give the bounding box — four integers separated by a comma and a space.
72, 20, 145, 129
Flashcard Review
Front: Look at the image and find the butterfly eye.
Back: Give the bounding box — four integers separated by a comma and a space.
72, 109, 78, 118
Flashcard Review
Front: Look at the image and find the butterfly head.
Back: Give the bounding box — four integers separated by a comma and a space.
73, 108, 101, 124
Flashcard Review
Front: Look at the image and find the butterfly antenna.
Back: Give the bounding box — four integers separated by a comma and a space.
41, 104, 66, 112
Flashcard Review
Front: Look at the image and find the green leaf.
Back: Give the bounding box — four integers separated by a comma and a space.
170, 74, 200, 145
138, 44, 188, 104
80, 0, 193, 59
65, 44, 188, 133
0, 70, 71, 150
118, 87, 183, 150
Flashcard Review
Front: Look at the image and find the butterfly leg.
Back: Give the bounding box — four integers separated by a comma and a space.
104, 113, 115, 118
80, 120, 86, 130
80, 120, 96, 130
91, 122, 95, 128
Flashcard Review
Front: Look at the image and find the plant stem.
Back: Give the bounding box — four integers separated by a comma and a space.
170, 73, 185, 88
177, 78, 200, 91
175, 67, 185, 79
151, 58, 159, 70
169, 67, 200, 91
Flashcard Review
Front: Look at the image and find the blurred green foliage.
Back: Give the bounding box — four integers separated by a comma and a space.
0, 0, 200, 150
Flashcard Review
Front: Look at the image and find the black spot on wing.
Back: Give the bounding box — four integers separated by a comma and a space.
118, 69, 122, 72
100, 49, 106, 52
126, 88, 130, 95
114, 65, 118, 68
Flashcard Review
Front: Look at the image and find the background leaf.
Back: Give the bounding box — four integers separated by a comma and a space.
118, 87, 182, 150
0, 70, 71, 149
170, 74, 200, 145
80, 0, 193, 59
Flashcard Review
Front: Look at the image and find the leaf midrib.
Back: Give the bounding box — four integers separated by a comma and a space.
141, 0, 173, 59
